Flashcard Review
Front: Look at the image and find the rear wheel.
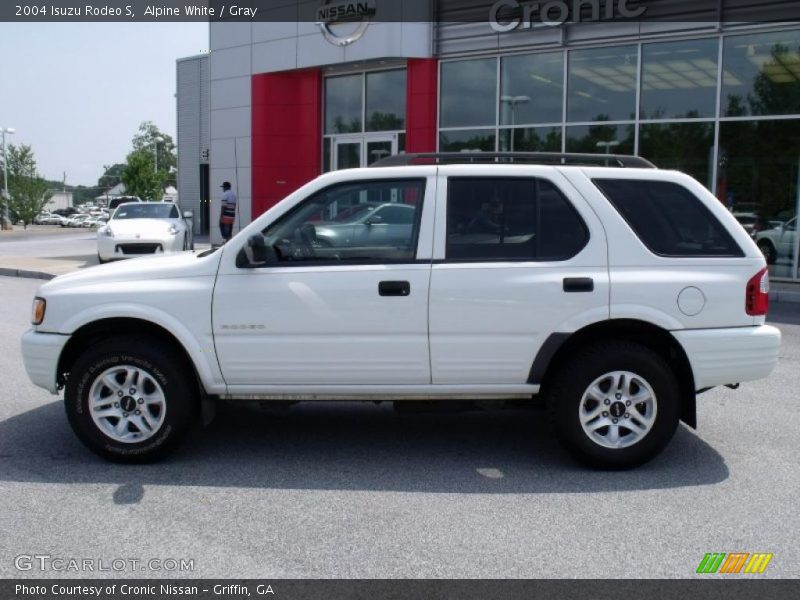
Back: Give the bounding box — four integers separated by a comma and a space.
548, 341, 680, 469
64, 336, 197, 463
758, 240, 777, 265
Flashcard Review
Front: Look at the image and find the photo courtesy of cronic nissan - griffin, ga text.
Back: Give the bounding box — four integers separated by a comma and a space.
20, 153, 781, 469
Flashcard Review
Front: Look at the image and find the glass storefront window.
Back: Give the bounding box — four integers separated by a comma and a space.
499, 127, 562, 152
500, 52, 563, 125
641, 39, 719, 119
325, 74, 362, 134
719, 119, 800, 278
722, 30, 800, 117
639, 122, 715, 189
565, 123, 634, 154
366, 70, 406, 132
568, 45, 638, 123
440, 129, 496, 152
440, 58, 498, 128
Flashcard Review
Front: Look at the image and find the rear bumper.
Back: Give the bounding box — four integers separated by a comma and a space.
672, 325, 781, 390
21, 329, 69, 394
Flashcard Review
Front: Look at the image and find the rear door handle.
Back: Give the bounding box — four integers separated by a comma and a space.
563, 277, 594, 293
379, 281, 410, 297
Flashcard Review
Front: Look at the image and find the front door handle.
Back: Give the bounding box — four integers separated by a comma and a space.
379, 281, 410, 297
563, 277, 594, 293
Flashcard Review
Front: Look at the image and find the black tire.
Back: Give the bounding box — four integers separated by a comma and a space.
96, 253, 107, 265
64, 336, 197, 463
548, 341, 680, 470
758, 240, 776, 265
182, 234, 188, 251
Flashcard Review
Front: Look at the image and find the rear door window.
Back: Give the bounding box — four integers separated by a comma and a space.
593, 179, 744, 257
446, 177, 589, 261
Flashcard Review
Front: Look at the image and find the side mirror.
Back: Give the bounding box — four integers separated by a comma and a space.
183, 210, 194, 219
365, 215, 383, 226
236, 234, 277, 268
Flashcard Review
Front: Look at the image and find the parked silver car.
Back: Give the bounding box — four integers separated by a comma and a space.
313, 202, 416, 248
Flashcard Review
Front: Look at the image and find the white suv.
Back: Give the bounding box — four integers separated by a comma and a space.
21, 153, 781, 468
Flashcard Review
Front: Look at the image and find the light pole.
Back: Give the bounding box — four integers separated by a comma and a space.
153, 136, 164, 173
500, 95, 530, 152
1, 127, 16, 229
596, 140, 620, 154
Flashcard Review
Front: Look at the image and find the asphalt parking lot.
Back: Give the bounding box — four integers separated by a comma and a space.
0, 272, 798, 579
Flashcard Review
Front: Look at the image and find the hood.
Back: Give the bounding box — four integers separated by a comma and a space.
104, 218, 178, 235
39, 249, 222, 294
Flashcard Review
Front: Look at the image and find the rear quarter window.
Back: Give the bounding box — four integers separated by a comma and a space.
593, 179, 744, 257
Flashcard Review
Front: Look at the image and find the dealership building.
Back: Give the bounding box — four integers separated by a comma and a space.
177, 0, 800, 280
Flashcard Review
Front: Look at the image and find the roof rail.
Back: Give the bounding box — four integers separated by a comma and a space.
370, 152, 656, 169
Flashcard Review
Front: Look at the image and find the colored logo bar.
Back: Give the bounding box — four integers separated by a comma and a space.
696, 553, 773, 574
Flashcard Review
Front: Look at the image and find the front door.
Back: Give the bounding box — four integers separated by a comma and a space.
333, 134, 398, 170
212, 173, 436, 388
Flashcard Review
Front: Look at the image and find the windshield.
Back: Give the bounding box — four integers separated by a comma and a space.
113, 204, 179, 220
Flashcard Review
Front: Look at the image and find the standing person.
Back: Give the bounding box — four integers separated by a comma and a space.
219, 181, 237, 243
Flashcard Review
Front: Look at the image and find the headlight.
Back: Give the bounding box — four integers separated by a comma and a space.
168, 224, 179, 235
31, 297, 46, 326
100, 226, 114, 237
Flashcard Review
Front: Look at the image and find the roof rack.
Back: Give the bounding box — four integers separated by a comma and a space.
370, 152, 656, 169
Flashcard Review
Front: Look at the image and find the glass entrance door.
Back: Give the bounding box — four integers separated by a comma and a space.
333, 134, 398, 170
334, 141, 361, 170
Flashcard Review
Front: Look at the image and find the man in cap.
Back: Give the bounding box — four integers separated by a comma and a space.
219, 181, 237, 243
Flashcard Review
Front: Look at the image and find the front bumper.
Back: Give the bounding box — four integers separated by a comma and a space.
97, 234, 183, 261
21, 329, 70, 394
672, 325, 782, 390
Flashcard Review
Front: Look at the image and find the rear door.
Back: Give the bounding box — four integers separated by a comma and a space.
428, 166, 609, 385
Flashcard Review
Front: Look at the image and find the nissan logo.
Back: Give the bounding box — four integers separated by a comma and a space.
316, 0, 376, 47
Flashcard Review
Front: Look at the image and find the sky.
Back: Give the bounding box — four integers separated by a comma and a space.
0, 22, 208, 187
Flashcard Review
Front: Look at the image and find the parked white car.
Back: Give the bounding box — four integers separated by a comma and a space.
66, 214, 90, 228
755, 217, 796, 265
96, 202, 193, 263
21, 153, 780, 468
82, 217, 102, 228
41, 214, 68, 226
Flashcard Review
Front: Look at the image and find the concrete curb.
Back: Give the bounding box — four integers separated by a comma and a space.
0, 268, 55, 281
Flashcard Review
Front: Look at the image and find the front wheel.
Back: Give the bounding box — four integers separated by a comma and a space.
548, 342, 680, 470
65, 337, 197, 463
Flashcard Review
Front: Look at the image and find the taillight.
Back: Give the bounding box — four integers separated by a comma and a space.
746, 268, 769, 316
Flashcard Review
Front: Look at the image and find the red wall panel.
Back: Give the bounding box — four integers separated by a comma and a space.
406, 58, 439, 153
251, 68, 322, 218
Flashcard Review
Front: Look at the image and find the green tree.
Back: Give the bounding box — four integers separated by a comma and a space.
7, 144, 52, 229
98, 163, 126, 190
121, 149, 167, 202
132, 121, 176, 184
